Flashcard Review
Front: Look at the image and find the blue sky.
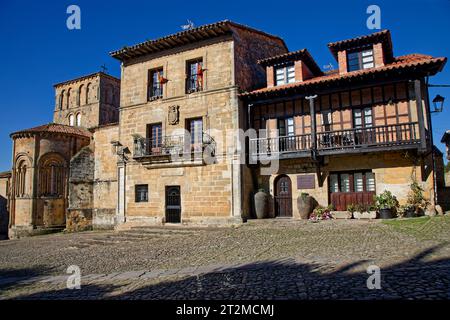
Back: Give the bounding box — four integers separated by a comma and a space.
0, 0, 449, 171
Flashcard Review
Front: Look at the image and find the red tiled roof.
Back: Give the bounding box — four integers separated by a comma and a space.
240, 54, 447, 98
11, 123, 92, 138
328, 29, 393, 61
257, 49, 323, 76
110, 20, 287, 62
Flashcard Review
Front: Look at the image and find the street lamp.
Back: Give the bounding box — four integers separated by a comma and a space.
432, 94, 445, 113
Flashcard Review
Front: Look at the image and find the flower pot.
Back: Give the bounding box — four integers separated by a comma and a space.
379, 208, 394, 219
297, 195, 313, 220
254, 190, 269, 219
369, 211, 377, 219
405, 208, 416, 218
354, 211, 362, 219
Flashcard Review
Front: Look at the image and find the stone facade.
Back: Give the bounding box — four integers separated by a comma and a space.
3, 22, 447, 237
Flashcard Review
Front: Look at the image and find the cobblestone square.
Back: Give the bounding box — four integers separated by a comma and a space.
1, 217, 449, 300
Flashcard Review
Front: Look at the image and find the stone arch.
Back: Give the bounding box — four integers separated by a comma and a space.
37, 153, 67, 198
14, 154, 32, 198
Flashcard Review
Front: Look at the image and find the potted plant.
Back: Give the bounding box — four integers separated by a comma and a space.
398, 204, 415, 218
254, 188, 269, 219
309, 205, 333, 222
367, 204, 378, 219
347, 203, 356, 219
297, 192, 313, 220
374, 191, 399, 219
353, 204, 365, 219
406, 181, 428, 217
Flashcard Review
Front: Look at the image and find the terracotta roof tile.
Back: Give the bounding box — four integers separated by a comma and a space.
241, 54, 447, 98
11, 123, 92, 138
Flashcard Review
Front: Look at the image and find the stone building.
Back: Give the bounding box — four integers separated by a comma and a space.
241, 30, 447, 216
0, 171, 11, 237
2, 21, 448, 238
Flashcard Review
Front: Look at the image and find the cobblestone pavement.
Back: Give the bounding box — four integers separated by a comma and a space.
1, 217, 449, 299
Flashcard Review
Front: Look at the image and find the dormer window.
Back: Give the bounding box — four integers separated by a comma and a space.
347, 47, 374, 71
275, 64, 295, 85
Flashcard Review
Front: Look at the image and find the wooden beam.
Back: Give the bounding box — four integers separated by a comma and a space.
414, 79, 427, 151
306, 95, 318, 151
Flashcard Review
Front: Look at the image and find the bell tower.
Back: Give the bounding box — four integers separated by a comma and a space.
53, 72, 120, 129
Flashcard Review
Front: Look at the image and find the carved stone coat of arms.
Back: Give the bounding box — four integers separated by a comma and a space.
168, 105, 179, 125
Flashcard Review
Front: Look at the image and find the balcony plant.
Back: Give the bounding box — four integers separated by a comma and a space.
297, 192, 313, 220
374, 191, 399, 219
254, 187, 269, 219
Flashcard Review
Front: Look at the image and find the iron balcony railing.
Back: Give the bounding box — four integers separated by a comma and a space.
250, 122, 421, 157
186, 75, 203, 93
133, 132, 215, 159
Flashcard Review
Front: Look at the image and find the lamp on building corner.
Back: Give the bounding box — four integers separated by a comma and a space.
431, 94, 445, 113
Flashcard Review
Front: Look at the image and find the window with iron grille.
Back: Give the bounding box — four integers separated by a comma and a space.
275, 63, 295, 86
186, 59, 203, 93
135, 184, 148, 202
347, 47, 374, 71
148, 68, 163, 100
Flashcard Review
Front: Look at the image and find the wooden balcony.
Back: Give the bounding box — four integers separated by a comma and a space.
250, 122, 421, 160
133, 133, 215, 167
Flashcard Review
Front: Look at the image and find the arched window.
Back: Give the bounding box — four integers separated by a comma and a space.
15, 158, 30, 198
86, 83, 91, 104
69, 114, 74, 126
38, 154, 66, 197
59, 90, 65, 110
78, 84, 84, 106
76, 113, 81, 126
67, 88, 72, 109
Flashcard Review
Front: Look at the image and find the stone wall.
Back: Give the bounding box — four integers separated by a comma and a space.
232, 26, 287, 91
0, 174, 10, 237
257, 151, 435, 218
67, 146, 94, 232
92, 124, 119, 229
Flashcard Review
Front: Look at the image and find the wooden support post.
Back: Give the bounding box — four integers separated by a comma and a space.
306, 95, 318, 151
414, 80, 427, 151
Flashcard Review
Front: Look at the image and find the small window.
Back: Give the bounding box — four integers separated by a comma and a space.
148, 68, 164, 100
347, 47, 374, 71
275, 64, 295, 86
146, 123, 162, 155
277, 117, 295, 137
353, 107, 372, 128
186, 59, 203, 93
76, 113, 81, 126
188, 118, 203, 147
135, 184, 148, 202
322, 111, 332, 132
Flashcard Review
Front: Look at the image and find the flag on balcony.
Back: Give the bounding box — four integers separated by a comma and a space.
158, 73, 168, 85
196, 64, 204, 88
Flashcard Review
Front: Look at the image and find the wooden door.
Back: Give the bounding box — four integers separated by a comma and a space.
275, 175, 292, 217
